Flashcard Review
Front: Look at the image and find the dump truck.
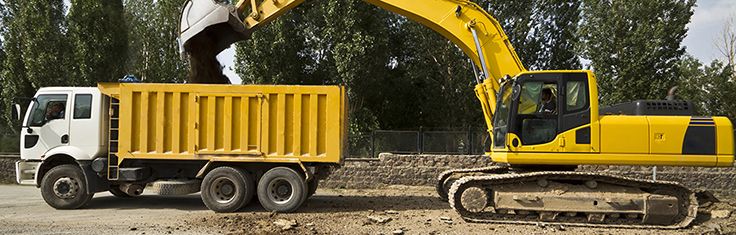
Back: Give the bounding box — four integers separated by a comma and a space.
15, 82, 347, 212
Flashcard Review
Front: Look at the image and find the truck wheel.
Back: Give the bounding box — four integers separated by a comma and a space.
40, 164, 94, 209
307, 179, 318, 197
109, 185, 132, 198
257, 167, 307, 212
201, 167, 255, 213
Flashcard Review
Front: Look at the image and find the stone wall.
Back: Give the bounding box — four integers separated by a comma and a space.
0, 156, 18, 184
2, 153, 733, 196
320, 154, 493, 189
321, 153, 736, 196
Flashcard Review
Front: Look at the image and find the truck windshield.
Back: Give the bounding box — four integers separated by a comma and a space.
28, 94, 68, 126
492, 82, 513, 148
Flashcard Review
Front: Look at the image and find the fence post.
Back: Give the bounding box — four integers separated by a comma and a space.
371, 131, 376, 158
467, 127, 472, 155
418, 126, 423, 154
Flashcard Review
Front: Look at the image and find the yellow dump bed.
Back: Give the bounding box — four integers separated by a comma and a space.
99, 83, 347, 165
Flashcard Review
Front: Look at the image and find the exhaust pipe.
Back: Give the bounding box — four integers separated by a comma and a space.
179, 0, 251, 57
120, 184, 144, 196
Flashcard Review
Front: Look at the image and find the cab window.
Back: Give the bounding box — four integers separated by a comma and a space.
516, 82, 558, 145
517, 81, 542, 114
28, 94, 68, 126
565, 80, 587, 112
73, 94, 92, 119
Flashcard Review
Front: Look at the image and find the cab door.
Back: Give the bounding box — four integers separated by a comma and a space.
21, 92, 72, 160
558, 73, 593, 152
507, 72, 593, 153
511, 78, 561, 152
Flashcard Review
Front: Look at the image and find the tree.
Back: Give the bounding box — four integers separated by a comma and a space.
67, 0, 128, 85
124, 0, 188, 83
0, 0, 69, 134
715, 17, 735, 72
482, 0, 582, 70
0, 3, 8, 137
580, 0, 695, 105
678, 54, 736, 120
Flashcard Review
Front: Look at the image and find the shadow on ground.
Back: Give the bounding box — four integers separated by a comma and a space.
85, 194, 208, 211
83, 193, 447, 213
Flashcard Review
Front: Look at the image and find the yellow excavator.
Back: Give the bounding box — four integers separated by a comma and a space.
178, 0, 734, 228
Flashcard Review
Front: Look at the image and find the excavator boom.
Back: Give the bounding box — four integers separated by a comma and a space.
179, 0, 526, 124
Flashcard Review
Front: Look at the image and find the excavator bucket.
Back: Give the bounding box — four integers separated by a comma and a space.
179, 0, 250, 55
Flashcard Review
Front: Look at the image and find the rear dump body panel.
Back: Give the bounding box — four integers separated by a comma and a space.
98, 83, 347, 165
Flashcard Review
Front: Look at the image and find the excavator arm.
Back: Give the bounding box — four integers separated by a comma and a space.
179, 0, 527, 129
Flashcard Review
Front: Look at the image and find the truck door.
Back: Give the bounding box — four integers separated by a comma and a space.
21, 92, 72, 160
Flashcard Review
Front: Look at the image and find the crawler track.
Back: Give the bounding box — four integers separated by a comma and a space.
447, 171, 697, 229
435, 166, 509, 200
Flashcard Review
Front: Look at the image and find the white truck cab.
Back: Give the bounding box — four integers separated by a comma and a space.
15, 87, 107, 185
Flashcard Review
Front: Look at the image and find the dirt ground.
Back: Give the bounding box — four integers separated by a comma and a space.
0, 185, 734, 235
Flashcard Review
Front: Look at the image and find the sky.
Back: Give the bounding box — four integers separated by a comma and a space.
218, 0, 736, 84
682, 0, 736, 63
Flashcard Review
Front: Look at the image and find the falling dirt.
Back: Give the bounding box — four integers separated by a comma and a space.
185, 33, 230, 84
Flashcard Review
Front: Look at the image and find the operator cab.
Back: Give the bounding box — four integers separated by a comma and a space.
491, 71, 595, 153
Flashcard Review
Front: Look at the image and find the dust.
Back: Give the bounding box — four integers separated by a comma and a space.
185, 33, 230, 84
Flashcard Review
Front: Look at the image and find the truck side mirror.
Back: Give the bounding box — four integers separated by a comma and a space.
12, 104, 22, 121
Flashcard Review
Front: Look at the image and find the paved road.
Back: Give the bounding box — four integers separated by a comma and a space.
0, 185, 210, 235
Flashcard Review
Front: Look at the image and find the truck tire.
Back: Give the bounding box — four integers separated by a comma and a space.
201, 167, 255, 213
307, 179, 318, 197
40, 164, 94, 209
109, 185, 132, 198
257, 167, 307, 212
151, 180, 201, 195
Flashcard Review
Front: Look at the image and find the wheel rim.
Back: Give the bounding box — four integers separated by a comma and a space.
53, 177, 80, 199
267, 178, 293, 205
210, 177, 237, 204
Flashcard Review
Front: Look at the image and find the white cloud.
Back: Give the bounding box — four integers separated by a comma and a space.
683, 0, 736, 63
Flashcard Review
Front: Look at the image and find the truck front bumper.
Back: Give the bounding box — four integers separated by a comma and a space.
15, 160, 40, 185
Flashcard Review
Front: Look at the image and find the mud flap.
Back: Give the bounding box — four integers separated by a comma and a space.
79, 161, 109, 194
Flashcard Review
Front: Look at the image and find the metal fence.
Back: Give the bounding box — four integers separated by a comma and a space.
349, 128, 489, 158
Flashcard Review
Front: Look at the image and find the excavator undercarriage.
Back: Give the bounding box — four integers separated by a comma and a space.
439, 167, 697, 229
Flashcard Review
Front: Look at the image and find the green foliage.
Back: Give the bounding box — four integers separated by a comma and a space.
0, 0, 731, 152
678, 55, 736, 120
0, 135, 19, 153
0, 0, 69, 135
580, 0, 695, 105
68, 0, 128, 85
124, 0, 188, 83
482, 0, 582, 70
236, 0, 586, 142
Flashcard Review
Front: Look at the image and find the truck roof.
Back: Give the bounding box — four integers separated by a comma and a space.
37, 87, 99, 93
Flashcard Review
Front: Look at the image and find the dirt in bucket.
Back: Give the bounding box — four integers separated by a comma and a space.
185, 33, 231, 84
